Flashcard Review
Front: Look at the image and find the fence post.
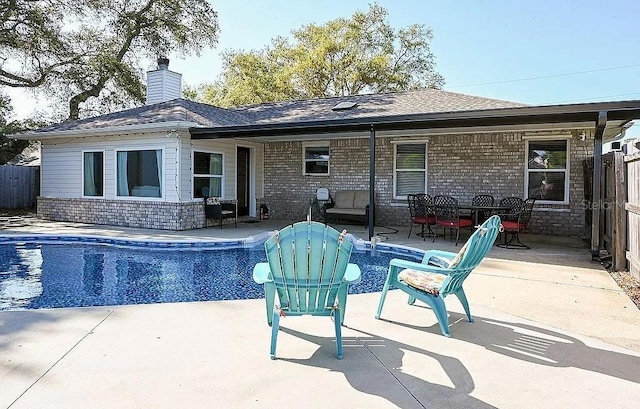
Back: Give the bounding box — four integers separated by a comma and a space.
625, 150, 640, 280
613, 151, 626, 271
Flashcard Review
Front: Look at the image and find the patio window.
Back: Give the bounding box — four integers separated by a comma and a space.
394, 142, 427, 198
83, 151, 104, 197
525, 139, 569, 203
116, 149, 162, 198
193, 151, 223, 198
303, 143, 330, 176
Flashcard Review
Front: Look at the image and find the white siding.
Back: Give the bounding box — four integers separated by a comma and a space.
146, 70, 182, 104
182, 137, 264, 213
41, 132, 181, 202
187, 139, 237, 200
40, 132, 265, 208
254, 142, 264, 200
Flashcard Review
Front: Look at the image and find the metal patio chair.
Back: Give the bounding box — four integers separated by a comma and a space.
497, 198, 536, 249
432, 195, 473, 246
407, 194, 436, 240
462, 194, 495, 225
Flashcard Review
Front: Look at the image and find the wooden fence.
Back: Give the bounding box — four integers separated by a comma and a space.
598, 152, 625, 269
0, 165, 39, 208
625, 150, 640, 279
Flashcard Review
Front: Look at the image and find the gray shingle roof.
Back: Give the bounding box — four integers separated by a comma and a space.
32, 99, 253, 133
236, 89, 527, 124
32, 89, 527, 134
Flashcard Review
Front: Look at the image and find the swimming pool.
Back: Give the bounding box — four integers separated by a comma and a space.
0, 236, 423, 311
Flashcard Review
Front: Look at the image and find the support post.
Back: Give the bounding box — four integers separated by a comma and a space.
591, 111, 607, 259
369, 125, 376, 240
613, 151, 626, 270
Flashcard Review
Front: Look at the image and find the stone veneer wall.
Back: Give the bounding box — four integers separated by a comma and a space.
37, 197, 209, 230
263, 132, 593, 237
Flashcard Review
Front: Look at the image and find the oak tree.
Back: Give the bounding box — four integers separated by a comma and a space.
193, 3, 444, 107
1, 0, 220, 120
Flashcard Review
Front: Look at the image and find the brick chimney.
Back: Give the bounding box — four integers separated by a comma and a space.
146, 57, 182, 105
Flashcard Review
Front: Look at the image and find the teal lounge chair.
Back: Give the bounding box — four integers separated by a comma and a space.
375, 215, 501, 337
253, 221, 361, 359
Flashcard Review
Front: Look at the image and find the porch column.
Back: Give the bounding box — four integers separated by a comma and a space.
369, 125, 376, 240
591, 111, 607, 259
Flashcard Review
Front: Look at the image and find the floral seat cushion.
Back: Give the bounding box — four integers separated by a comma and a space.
398, 269, 446, 297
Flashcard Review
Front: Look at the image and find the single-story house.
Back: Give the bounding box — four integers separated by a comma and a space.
16, 59, 640, 253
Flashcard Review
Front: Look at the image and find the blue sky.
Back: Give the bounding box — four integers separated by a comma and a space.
9, 0, 640, 135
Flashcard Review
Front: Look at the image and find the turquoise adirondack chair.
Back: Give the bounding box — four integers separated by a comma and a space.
375, 215, 501, 337
253, 221, 361, 359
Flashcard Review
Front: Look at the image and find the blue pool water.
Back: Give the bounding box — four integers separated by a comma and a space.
0, 237, 423, 311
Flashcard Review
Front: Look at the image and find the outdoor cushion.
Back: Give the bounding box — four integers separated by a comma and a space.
326, 208, 365, 216
437, 219, 473, 228
353, 190, 370, 209
398, 269, 446, 296
447, 241, 469, 269
502, 220, 528, 230
334, 190, 356, 209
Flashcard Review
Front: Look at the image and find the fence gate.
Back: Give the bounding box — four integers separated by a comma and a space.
0, 165, 39, 208
626, 150, 640, 279
599, 152, 626, 270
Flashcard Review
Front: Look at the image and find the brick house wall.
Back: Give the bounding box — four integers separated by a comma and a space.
263, 131, 594, 237
36, 197, 229, 230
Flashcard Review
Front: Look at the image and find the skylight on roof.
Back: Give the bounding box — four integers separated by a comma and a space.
331, 101, 358, 111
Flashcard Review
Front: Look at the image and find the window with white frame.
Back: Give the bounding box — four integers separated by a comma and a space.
193, 151, 223, 198
302, 143, 329, 175
116, 149, 162, 198
394, 142, 427, 198
525, 139, 569, 203
83, 151, 104, 197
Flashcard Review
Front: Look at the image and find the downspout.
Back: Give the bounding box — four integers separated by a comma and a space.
369, 125, 376, 240
591, 111, 607, 259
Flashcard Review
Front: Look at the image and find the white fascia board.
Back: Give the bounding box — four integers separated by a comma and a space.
235, 120, 628, 143
14, 121, 203, 140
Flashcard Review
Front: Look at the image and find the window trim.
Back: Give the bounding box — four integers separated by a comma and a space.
114, 147, 165, 200
524, 138, 570, 205
302, 142, 330, 176
81, 149, 105, 198
393, 141, 428, 200
192, 149, 225, 199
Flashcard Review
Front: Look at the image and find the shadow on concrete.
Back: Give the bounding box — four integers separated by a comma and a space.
377, 312, 640, 383
0, 310, 61, 381
279, 326, 497, 409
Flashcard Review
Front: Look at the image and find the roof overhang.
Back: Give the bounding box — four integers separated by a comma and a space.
14, 121, 201, 140
190, 100, 640, 143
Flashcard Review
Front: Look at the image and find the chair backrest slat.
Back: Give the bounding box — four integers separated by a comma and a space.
439, 215, 501, 296
264, 221, 354, 314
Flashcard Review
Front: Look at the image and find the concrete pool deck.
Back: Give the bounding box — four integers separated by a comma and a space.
1, 217, 639, 408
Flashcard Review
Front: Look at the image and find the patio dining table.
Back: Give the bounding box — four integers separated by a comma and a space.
458, 204, 511, 226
